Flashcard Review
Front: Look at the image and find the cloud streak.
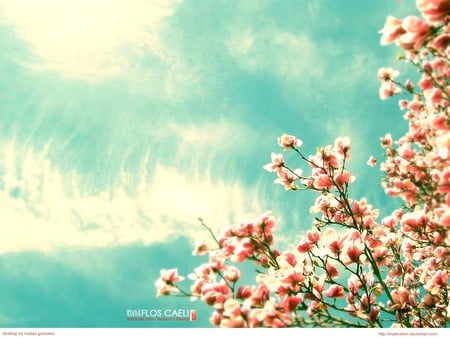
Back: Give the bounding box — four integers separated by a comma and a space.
227, 28, 324, 83
0, 121, 263, 254
0, 0, 180, 81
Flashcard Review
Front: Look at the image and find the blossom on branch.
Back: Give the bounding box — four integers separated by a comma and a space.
155, 0, 450, 328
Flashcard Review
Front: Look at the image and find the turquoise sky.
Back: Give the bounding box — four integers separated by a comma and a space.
0, 0, 418, 328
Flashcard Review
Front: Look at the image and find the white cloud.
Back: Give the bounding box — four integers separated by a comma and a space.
166, 119, 258, 154
0, 0, 179, 81
227, 28, 324, 82
0, 133, 263, 254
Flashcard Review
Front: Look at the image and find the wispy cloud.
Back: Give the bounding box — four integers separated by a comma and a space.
227, 28, 324, 83
0, 119, 263, 254
0, 0, 180, 81
165, 119, 258, 156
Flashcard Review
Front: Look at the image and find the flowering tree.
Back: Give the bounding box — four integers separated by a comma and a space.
155, 0, 449, 328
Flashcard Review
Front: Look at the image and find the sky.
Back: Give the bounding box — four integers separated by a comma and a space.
0, 0, 419, 329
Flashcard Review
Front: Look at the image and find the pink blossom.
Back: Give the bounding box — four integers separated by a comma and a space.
309, 147, 340, 169
313, 174, 332, 190
433, 270, 448, 286
258, 301, 291, 327
322, 228, 346, 256
407, 98, 423, 113
379, 81, 402, 99
221, 299, 245, 328
325, 284, 345, 298
188, 263, 213, 282
372, 245, 392, 267
380, 133, 393, 148
438, 208, 450, 226
432, 114, 450, 131
418, 77, 433, 90
367, 156, 377, 167
223, 266, 241, 283
398, 16, 431, 51
282, 251, 297, 267
436, 132, 450, 158
380, 16, 406, 45
255, 211, 276, 238
159, 268, 184, 283
193, 242, 208, 255
405, 79, 415, 92
398, 99, 409, 110
346, 243, 364, 263
334, 171, 355, 189
258, 254, 270, 267
282, 295, 303, 312
306, 229, 320, 244
263, 152, 285, 172
222, 298, 241, 317
209, 311, 222, 326
231, 238, 255, 262
334, 136, 352, 159
274, 167, 303, 190
348, 275, 362, 295
326, 262, 339, 279
397, 143, 414, 160
208, 251, 226, 271
312, 275, 326, 295
248, 284, 270, 308
307, 300, 321, 317
424, 88, 444, 107
201, 282, 230, 307
417, 0, 450, 23
360, 293, 375, 310
236, 286, 252, 299
378, 67, 400, 81
391, 286, 411, 310
297, 239, 314, 253
430, 33, 450, 53
368, 306, 381, 323
190, 279, 205, 297
420, 294, 438, 308
282, 270, 305, 288
155, 269, 185, 296
277, 133, 303, 150
430, 58, 448, 75
155, 283, 176, 296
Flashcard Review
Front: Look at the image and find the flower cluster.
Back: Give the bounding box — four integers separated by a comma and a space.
155, 0, 449, 328
375, 0, 450, 327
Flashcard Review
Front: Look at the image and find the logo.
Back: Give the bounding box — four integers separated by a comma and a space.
126, 308, 197, 322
